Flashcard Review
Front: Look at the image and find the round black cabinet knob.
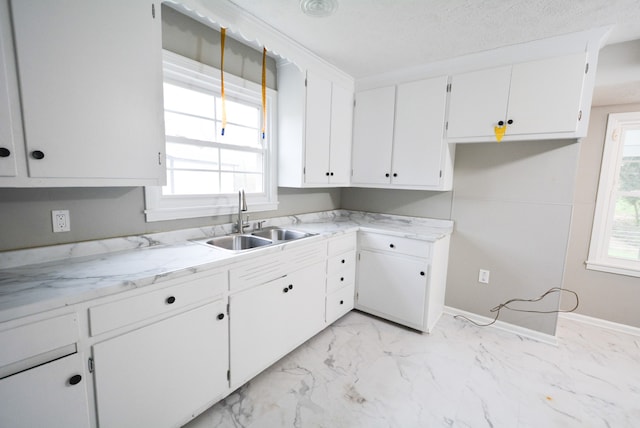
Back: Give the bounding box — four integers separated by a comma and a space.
217, 313, 225, 320
330, 172, 334, 176
385, 173, 390, 177
340, 277, 344, 282
389, 244, 395, 249
288, 284, 293, 290
69, 374, 82, 385
420, 271, 425, 276
393, 173, 398, 177
339, 300, 344, 305
341, 259, 345, 264
497, 120, 504, 126
0, 147, 10, 157
507, 119, 513, 125
31, 150, 45, 160
283, 287, 289, 293
166, 296, 176, 304
325, 172, 330, 176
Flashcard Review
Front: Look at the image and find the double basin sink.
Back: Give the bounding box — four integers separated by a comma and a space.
199, 227, 316, 252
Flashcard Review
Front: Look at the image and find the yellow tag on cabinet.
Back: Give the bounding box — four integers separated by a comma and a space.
494, 125, 506, 142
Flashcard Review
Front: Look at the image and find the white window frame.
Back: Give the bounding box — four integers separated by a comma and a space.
586, 111, 640, 277
145, 51, 278, 222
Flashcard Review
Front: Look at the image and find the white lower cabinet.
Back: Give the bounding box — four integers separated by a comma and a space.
0, 353, 90, 428
92, 300, 228, 428
230, 262, 326, 389
355, 231, 450, 333
357, 250, 428, 328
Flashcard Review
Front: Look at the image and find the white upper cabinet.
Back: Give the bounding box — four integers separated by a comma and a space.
352, 77, 454, 190
2, 0, 166, 186
0, 0, 19, 178
351, 86, 395, 185
278, 63, 354, 187
447, 52, 588, 142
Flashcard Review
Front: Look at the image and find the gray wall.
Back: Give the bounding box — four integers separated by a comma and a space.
0, 187, 340, 251
343, 140, 580, 336
563, 102, 640, 328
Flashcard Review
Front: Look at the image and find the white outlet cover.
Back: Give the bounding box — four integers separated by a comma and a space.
478, 269, 490, 284
52, 210, 70, 233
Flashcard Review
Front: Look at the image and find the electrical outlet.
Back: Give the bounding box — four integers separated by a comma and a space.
478, 269, 490, 284
52, 210, 70, 233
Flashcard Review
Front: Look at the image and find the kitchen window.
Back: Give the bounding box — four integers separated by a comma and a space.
145, 51, 278, 222
587, 112, 640, 277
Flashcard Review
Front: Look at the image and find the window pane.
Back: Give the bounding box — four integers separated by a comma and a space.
219, 123, 262, 149
163, 170, 220, 195
608, 196, 640, 261
164, 83, 216, 119
165, 112, 217, 142
166, 142, 219, 170
217, 98, 260, 128
220, 149, 262, 173
220, 172, 262, 194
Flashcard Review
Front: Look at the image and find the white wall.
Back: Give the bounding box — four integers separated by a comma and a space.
563, 102, 640, 328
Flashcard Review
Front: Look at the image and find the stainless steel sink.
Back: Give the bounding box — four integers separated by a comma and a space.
204, 235, 273, 251
251, 227, 313, 241
197, 227, 315, 252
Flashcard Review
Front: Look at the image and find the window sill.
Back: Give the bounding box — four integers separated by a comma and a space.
145, 202, 279, 222
585, 260, 640, 278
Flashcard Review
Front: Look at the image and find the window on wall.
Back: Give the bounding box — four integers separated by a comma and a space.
145, 51, 278, 222
587, 112, 640, 277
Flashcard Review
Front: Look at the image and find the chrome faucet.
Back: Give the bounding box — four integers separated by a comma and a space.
235, 189, 248, 233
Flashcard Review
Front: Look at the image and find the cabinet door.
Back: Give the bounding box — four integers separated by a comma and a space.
230, 262, 325, 388
304, 71, 332, 185
0, 0, 17, 177
507, 52, 586, 135
0, 353, 90, 428
351, 86, 395, 184
392, 77, 448, 186
447, 66, 511, 139
328, 83, 353, 185
11, 0, 165, 182
356, 250, 428, 329
93, 301, 228, 428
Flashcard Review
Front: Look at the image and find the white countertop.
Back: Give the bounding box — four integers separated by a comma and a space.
0, 210, 453, 323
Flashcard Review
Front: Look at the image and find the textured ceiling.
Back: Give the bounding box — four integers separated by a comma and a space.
225, 0, 640, 79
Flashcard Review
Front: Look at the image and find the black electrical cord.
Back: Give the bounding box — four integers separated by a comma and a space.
454, 287, 580, 327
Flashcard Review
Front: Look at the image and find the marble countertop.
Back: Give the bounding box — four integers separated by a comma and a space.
0, 210, 453, 323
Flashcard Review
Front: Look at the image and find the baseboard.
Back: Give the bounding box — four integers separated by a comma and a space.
559, 312, 640, 337
443, 306, 558, 346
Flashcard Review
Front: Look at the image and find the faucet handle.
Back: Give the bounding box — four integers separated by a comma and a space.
255, 220, 267, 230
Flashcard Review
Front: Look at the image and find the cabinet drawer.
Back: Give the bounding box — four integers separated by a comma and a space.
359, 232, 431, 258
327, 251, 356, 275
0, 313, 78, 369
230, 241, 327, 293
89, 271, 227, 336
327, 263, 356, 293
328, 233, 356, 256
326, 283, 355, 324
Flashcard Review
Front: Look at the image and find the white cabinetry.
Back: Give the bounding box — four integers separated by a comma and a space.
230, 261, 326, 389
447, 52, 588, 142
91, 272, 228, 428
2, 0, 165, 187
0, 0, 17, 178
0, 312, 90, 428
278, 63, 354, 187
325, 233, 357, 324
352, 76, 453, 190
356, 232, 451, 332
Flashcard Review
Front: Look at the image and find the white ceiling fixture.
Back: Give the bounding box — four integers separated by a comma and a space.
300, 0, 337, 17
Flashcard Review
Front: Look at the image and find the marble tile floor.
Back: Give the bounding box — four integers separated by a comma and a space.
183, 311, 640, 428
